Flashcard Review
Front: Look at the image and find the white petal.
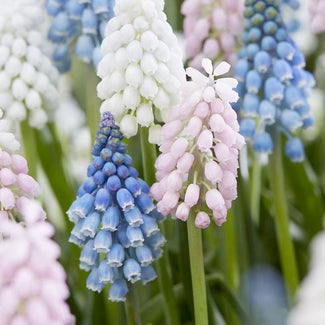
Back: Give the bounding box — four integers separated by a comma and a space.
202, 58, 213, 75
218, 77, 238, 89
213, 61, 231, 76
186, 67, 209, 86
215, 81, 239, 103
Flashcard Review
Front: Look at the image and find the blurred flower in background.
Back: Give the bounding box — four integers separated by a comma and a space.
97, 0, 185, 142
0, 112, 74, 325
308, 0, 325, 34
151, 59, 244, 228
181, 0, 244, 69
243, 265, 287, 325
67, 112, 165, 301
46, 0, 115, 72
55, 76, 91, 182
0, 217, 75, 325
0, 0, 59, 129
287, 232, 325, 325
234, 0, 315, 162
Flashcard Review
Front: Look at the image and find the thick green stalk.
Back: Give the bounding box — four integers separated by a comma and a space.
224, 209, 238, 291
139, 127, 181, 325
268, 130, 299, 304
250, 160, 262, 226
187, 212, 208, 325
224, 209, 239, 325
125, 285, 141, 325
177, 221, 194, 317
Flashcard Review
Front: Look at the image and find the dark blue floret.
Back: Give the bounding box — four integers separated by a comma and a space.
234, 0, 314, 162
67, 113, 165, 301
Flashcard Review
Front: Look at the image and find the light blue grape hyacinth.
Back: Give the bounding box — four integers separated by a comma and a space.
67, 112, 165, 302
234, 0, 314, 162
46, 0, 115, 72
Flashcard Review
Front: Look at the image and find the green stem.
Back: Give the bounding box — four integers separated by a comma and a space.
268, 130, 299, 304
177, 221, 194, 317
224, 209, 238, 292
139, 126, 181, 325
139, 127, 157, 183
125, 285, 141, 325
85, 64, 100, 141
224, 209, 239, 325
20, 120, 38, 178
187, 212, 208, 325
104, 287, 122, 325
250, 160, 262, 226
141, 272, 224, 324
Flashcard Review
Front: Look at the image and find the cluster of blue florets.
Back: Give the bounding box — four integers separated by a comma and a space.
67, 112, 165, 302
234, 0, 314, 162
46, 0, 115, 72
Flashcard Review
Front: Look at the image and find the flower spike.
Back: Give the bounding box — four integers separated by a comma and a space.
67, 112, 165, 301
46, 0, 115, 72
234, 0, 315, 162
0, 0, 59, 128
0, 111, 74, 324
151, 59, 244, 228
181, 0, 244, 69
96, 0, 185, 142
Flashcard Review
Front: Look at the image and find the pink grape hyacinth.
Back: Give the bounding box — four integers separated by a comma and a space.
181, 0, 244, 70
308, 0, 325, 33
0, 209, 75, 325
151, 58, 245, 228
0, 112, 74, 324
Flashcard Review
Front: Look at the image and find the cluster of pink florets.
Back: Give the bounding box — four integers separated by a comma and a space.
0, 149, 41, 214
0, 210, 75, 325
181, 0, 244, 70
0, 115, 74, 324
151, 59, 245, 228
308, 0, 325, 33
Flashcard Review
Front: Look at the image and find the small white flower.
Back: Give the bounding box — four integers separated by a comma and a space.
136, 103, 154, 127
186, 58, 239, 103
120, 114, 138, 138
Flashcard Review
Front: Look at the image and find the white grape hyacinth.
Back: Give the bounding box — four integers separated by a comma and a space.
0, 0, 59, 129
97, 0, 186, 143
287, 231, 325, 325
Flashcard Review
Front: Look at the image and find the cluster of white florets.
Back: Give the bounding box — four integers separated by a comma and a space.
0, 0, 59, 129
97, 0, 185, 143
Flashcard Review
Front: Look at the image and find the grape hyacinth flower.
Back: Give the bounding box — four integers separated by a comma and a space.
0, 111, 45, 215
0, 209, 75, 325
287, 231, 325, 325
308, 0, 325, 33
151, 58, 245, 228
234, 0, 315, 162
0, 114, 74, 324
67, 112, 165, 302
97, 0, 185, 142
46, 0, 115, 72
181, 0, 244, 70
0, 0, 59, 128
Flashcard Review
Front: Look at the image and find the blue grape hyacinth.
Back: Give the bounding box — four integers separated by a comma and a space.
67, 112, 165, 302
234, 0, 314, 162
46, 0, 115, 72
